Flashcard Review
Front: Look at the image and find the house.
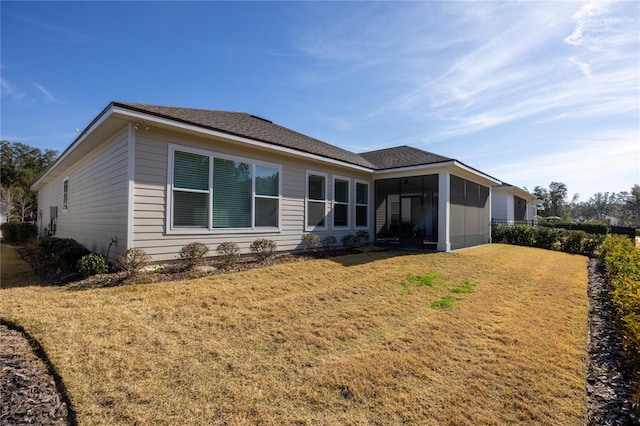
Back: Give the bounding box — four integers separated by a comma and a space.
491, 183, 538, 225
31, 102, 501, 262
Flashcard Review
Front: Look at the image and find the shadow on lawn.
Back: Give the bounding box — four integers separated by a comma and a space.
326, 248, 431, 267
0, 241, 58, 289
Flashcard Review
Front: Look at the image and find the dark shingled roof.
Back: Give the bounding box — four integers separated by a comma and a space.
114, 102, 377, 169
359, 145, 452, 170
113, 102, 460, 171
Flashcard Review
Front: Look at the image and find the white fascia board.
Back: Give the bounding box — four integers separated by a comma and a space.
111, 106, 374, 173
373, 160, 501, 186
31, 104, 117, 191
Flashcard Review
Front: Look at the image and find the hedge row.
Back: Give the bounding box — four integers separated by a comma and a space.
491, 224, 604, 256
0, 221, 37, 243
600, 235, 640, 397
539, 222, 636, 239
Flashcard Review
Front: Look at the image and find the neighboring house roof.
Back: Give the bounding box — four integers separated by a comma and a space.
494, 183, 537, 201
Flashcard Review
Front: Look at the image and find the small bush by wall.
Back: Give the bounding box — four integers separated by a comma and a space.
39, 237, 91, 270
320, 235, 337, 253
179, 242, 210, 270
341, 234, 358, 249
216, 241, 240, 268
250, 239, 277, 262
301, 234, 320, 253
77, 253, 109, 276
116, 248, 151, 278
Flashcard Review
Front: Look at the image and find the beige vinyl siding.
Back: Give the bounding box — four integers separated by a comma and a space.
132, 129, 373, 261
37, 130, 129, 259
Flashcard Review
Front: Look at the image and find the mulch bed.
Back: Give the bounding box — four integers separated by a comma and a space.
0, 325, 70, 425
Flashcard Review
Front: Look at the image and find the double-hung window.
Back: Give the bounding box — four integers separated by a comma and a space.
355, 181, 369, 228
169, 146, 281, 232
62, 177, 69, 212
173, 151, 210, 228
306, 171, 327, 230
254, 165, 280, 227
333, 177, 350, 229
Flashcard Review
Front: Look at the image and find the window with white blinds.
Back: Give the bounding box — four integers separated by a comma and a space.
170, 147, 281, 232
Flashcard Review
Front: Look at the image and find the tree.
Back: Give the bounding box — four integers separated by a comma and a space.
534, 182, 569, 219
0, 141, 58, 222
548, 181, 568, 219
623, 184, 640, 226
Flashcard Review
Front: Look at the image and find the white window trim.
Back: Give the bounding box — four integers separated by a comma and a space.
332, 175, 351, 230
166, 143, 282, 235
62, 176, 69, 212
305, 170, 328, 232
354, 179, 370, 230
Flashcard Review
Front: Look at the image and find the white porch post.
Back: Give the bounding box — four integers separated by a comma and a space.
437, 172, 451, 252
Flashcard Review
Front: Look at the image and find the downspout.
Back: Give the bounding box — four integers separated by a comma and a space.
488, 186, 493, 243
437, 172, 451, 252
126, 123, 136, 251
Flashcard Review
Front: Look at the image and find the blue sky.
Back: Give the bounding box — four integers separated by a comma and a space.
1, 1, 638, 200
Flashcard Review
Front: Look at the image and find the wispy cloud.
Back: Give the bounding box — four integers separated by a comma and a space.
292, 1, 638, 145
0, 78, 25, 101
487, 129, 639, 197
33, 82, 56, 101
6, 11, 87, 43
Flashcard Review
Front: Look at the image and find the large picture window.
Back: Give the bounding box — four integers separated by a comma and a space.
355, 181, 369, 228
306, 171, 327, 230
333, 177, 350, 229
170, 147, 280, 232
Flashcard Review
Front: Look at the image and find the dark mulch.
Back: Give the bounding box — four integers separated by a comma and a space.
0, 325, 70, 425
586, 258, 639, 426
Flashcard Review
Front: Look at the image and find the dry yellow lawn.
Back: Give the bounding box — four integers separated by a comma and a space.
1, 244, 588, 425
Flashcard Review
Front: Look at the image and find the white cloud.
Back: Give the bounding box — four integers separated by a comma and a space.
0, 78, 25, 101
487, 129, 640, 197
33, 82, 55, 101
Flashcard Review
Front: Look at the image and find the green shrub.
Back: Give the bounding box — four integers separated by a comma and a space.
179, 242, 209, 270
540, 221, 609, 235
116, 248, 151, 278
1, 221, 37, 243
561, 230, 588, 254
502, 225, 535, 246
320, 235, 337, 253
250, 239, 277, 262
39, 237, 91, 270
491, 224, 508, 243
301, 234, 319, 253
581, 234, 605, 257
532, 226, 563, 250
216, 241, 240, 268
600, 235, 640, 390
77, 253, 108, 276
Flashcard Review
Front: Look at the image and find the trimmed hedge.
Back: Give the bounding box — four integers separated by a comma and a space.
600, 235, 640, 399
0, 221, 37, 243
491, 224, 604, 257
539, 221, 609, 235
39, 237, 91, 270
